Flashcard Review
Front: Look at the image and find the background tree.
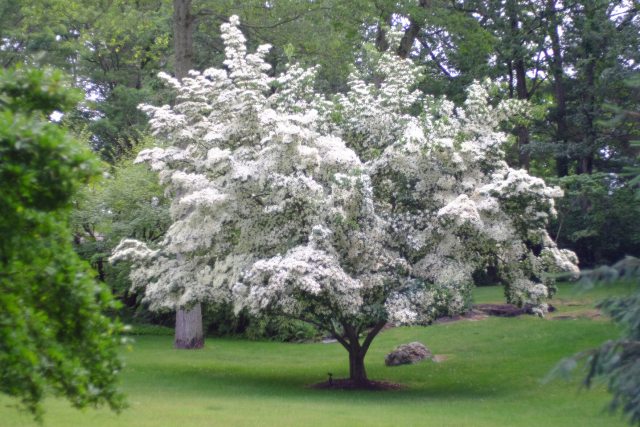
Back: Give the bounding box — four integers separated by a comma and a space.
3, 0, 366, 161
4, 0, 174, 160
69, 135, 172, 314
548, 73, 640, 426
548, 173, 640, 267
0, 65, 126, 420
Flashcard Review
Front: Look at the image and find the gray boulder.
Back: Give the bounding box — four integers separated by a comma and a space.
385, 342, 431, 367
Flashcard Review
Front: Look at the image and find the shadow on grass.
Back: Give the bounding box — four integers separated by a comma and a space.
120, 312, 619, 407
121, 357, 506, 404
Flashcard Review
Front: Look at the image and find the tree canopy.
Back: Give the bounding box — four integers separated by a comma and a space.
111, 18, 578, 380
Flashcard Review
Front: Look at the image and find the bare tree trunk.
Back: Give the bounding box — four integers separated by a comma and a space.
340, 320, 387, 380
172, 248, 204, 349
577, 154, 593, 175
515, 59, 530, 170
174, 303, 204, 349
548, 4, 570, 177
577, 23, 596, 212
373, 13, 392, 89
173, 0, 194, 81
96, 257, 106, 282
578, 50, 596, 177
373, 0, 429, 87
517, 123, 530, 171
172, 1, 203, 349
349, 349, 367, 380
397, 0, 430, 59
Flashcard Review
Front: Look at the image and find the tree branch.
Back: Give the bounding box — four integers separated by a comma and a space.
359, 319, 387, 358
196, 7, 330, 29
279, 313, 350, 351
418, 39, 453, 78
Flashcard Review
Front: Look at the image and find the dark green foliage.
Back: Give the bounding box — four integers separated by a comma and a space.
549, 256, 640, 426
0, 67, 82, 115
548, 173, 640, 268
472, 268, 494, 287
68, 131, 172, 324
245, 316, 321, 342
201, 304, 321, 342
126, 324, 175, 336
114, 303, 322, 341
0, 65, 126, 421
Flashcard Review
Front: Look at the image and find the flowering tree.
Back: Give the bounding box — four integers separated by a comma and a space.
112, 17, 578, 381
300, 37, 581, 315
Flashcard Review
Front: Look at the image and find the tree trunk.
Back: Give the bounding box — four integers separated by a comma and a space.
579, 46, 596, 177
517, 123, 530, 171
505, 2, 532, 170
172, 250, 204, 348
337, 319, 387, 380
174, 303, 204, 349
172, 0, 204, 349
556, 154, 569, 178
577, 153, 593, 175
173, 0, 194, 81
96, 257, 106, 282
349, 349, 367, 380
374, 0, 430, 86
547, 0, 569, 177
373, 13, 392, 89
396, 0, 429, 60
514, 47, 530, 170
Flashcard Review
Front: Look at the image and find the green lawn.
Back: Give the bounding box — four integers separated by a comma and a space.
1, 284, 631, 427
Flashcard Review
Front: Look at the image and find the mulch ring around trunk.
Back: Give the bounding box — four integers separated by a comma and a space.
310, 378, 405, 391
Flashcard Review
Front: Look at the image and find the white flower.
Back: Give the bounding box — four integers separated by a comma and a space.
112, 16, 577, 325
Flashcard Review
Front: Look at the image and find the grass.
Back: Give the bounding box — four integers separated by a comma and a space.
1, 283, 632, 427
125, 324, 175, 336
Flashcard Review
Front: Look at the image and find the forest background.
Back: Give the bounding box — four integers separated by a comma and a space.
4, 0, 639, 340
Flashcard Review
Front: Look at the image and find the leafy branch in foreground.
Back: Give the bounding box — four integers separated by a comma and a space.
547, 256, 640, 425
0, 65, 127, 421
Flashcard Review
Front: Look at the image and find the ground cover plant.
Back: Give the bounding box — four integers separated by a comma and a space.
0, 284, 631, 427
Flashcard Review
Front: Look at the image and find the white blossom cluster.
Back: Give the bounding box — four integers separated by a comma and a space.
304, 33, 579, 313
111, 17, 578, 328
111, 17, 410, 327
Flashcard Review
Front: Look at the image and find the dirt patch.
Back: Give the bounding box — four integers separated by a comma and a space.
433, 310, 488, 325
310, 378, 405, 391
567, 301, 590, 307
548, 298, 590, 307
472, 303, 557, 317
547, 309, 603, 320
431, 354, 452, 362
466, 313, 489, 322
